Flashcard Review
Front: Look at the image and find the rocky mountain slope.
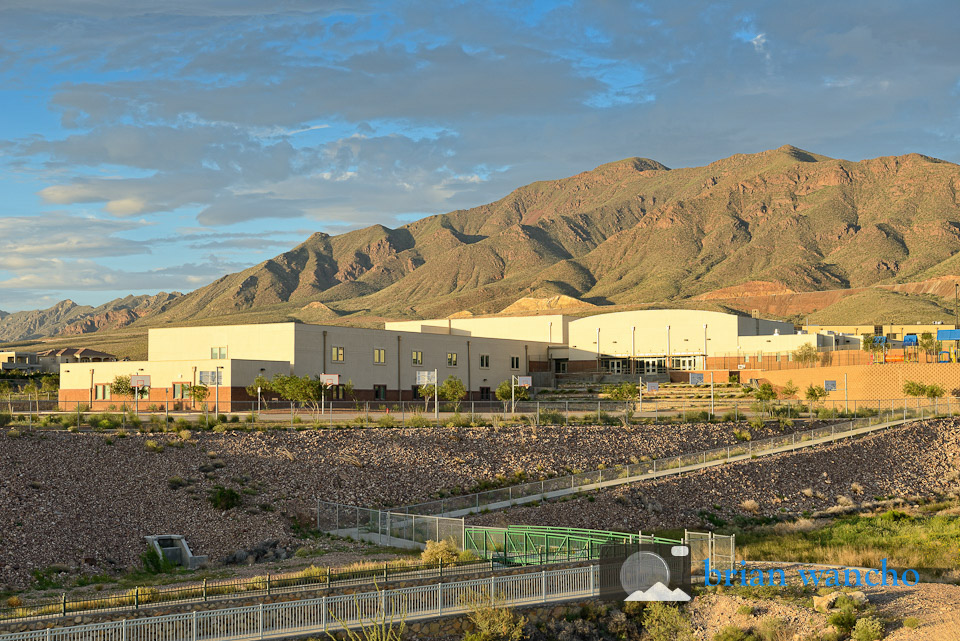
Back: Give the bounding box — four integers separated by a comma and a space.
0, 293, 181, 343
141, 146, 960, 325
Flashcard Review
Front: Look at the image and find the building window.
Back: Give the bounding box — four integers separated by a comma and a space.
373, 348, 386, 364
479, 354, 490, 368
412, 385, 423, 400
210, 346, 227, 359
173, 383, 189, 399
94, 384, 111, 400
479, 386, 491, 401
374, 385, 387, 400
447, 352, 458, 367
510, 356, 520, 370
411, 350, 423, 365
331, 346, 345, 363
331, 385, 346, 400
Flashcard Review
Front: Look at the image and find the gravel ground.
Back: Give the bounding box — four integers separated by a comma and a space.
468, 418, 960, 532
0, 420, 817, 590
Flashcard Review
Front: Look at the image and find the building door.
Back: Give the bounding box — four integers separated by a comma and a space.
643, 359, 659, 376
554, 359, 568, 373
609, 360, 623, 374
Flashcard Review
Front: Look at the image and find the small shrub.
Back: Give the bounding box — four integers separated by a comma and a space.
208, 485, 242, 510
827, 606, 857, 635
712, 625, 753, 641
421, 538, 460, 565
464, 603, 525, 641
168, 476, 188, 490
406, 414, 431, 428
748, 417, 764, 430
144, 439, 163, 453
177, 429, 192, 441
140, 547, 174, 575
7, 428, 21, 438
6, 596, 23, 608
902, 617, 920, 629
733, 428, 752, 442
850, 616, 884, 641
850, 482, 864, 495
377, 415, 396, 428
800, 487, 814, 498
740, 499, 760, 514
230, 415, 240, 423
736, 605, 754, 616
644, 602, 695, 641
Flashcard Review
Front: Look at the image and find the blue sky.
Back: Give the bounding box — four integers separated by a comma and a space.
2, 1, 960, 311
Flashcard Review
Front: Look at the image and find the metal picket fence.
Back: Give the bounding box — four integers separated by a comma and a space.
0, 566, 597, 641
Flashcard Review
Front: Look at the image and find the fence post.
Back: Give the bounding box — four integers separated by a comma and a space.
165, 400, 169, 425
267, 573, 271, 595
61, 593, 66, 617
258, 603, 264, 640
589, 565, 595, 595
565, 401, 568, 425
121, 619, 126, 641
134, 587, 139, 610
322, 595, 327, 632
541, 569, 547, 603
290, 402, 294, 426
192, 610, 197, 641
437, 582, 443, 616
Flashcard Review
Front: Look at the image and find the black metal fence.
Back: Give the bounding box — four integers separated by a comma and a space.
0, 557, 492, 624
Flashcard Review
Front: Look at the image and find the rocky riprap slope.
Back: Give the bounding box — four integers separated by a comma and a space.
470, 419, 960, 532
0, 420, 815, 590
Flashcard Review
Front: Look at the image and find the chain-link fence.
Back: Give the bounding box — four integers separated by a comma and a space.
686, 531, 736, 575
315, 500, 465, 550
5, 396, 954, 429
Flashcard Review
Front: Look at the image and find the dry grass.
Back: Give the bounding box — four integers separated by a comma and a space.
740, 499, 760, 514
850, 482, 864, 495
800, 488, 814, 498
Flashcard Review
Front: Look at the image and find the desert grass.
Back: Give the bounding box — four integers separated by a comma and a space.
737, 504, 960, 580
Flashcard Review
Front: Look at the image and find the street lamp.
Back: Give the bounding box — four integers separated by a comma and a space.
665, 325, 671, 371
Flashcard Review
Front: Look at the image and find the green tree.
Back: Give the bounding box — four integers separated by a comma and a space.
418, 383, 438, 411
925, 383, 946, 414
902, 380, 926, 398
918, 332, 937, 362
40, 375, 59, 397
604, 382, 639, 401
268, 374, 328, 416
780, 379, 799, 399
753, 382, 776, 416
110, 375, 132, 398
495, 379, 529, 411
861, 333, 881, 354
0, 380, 11, 414
188, 383, 209, 409
792, 342, 819, 366
805, 384, 828, 408
245, 374, 272, 399
438, 376, 467, 411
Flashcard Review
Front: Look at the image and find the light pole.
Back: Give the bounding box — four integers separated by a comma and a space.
665, 325, 671, 372
596, 327, 601, 372
703, 324, 708, 369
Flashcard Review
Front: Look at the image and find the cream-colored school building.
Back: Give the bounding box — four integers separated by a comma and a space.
60, 322, 552, 410
60, 309, 864, 409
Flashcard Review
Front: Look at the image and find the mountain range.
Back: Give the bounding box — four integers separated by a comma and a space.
5, 145, 960, 347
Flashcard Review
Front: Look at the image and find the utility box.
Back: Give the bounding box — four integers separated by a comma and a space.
144, 535, 208, 570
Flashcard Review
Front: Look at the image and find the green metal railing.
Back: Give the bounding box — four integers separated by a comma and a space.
464, 524, 682, 566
